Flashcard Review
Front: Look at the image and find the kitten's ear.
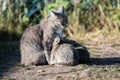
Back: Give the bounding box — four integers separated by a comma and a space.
50, 10, 57, 18
58, 6, 65, 14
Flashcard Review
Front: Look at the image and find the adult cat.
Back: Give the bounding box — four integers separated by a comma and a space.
20, 6, 68, 66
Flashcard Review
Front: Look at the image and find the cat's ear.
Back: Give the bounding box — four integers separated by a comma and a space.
50, 10, 57, 18
58, 6, 65, 14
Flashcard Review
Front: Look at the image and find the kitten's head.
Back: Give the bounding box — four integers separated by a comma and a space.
49, 6, 68, 29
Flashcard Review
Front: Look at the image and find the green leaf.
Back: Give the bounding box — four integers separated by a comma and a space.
22, 15, 29, 23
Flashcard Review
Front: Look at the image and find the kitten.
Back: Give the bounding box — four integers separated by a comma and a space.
20, 6, 68, 66
50, 37, 90, 66
50, 37, 79, 66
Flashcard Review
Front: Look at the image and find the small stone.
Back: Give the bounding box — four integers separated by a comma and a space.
37, 70, 46, 73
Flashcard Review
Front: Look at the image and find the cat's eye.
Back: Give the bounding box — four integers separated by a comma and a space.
62, 23, 68, 27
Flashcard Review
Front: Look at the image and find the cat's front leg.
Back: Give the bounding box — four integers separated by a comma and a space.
44, 50, 50, 64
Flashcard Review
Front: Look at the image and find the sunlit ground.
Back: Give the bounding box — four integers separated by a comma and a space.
0, 31, 120, 80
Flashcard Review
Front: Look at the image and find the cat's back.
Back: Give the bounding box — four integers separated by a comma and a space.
51, 43, 79, 66
57, 43, 74, 52
22, 24, 41, 38
56, 44, 76, 59
20, 23, 47, 66
20, 24, 43, 44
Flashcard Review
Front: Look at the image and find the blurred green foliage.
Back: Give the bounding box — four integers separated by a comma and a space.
0, 0, 120, 41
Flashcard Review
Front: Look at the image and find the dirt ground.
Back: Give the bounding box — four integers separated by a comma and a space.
0, 39, 120, 80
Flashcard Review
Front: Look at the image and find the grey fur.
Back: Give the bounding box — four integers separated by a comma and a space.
20, 6, 68, 66
63, 39, 90, 63
50, 37, 79, 66
50, 38, 90, 66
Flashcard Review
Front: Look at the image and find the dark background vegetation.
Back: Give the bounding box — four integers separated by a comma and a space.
0, 0, 120, 42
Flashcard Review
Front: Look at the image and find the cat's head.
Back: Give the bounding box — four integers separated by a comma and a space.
49, 6, 68, 29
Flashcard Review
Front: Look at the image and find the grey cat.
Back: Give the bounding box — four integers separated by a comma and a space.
50, 37, 79, 66
50, 37, 90, 66
64, 39, 90, 63
20, 6, 68, 66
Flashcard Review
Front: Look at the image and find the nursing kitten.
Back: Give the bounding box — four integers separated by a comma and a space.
50, 37, 90, 66
50, 37, 79, 66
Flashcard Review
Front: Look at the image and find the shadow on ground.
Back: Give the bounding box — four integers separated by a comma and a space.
0, 41, 120, 78
65, 40, 120, 65
89, 57, 120, 65
0, 42, 20, 77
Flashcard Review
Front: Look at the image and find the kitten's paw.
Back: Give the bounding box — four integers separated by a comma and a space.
53, 37, 60, 45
